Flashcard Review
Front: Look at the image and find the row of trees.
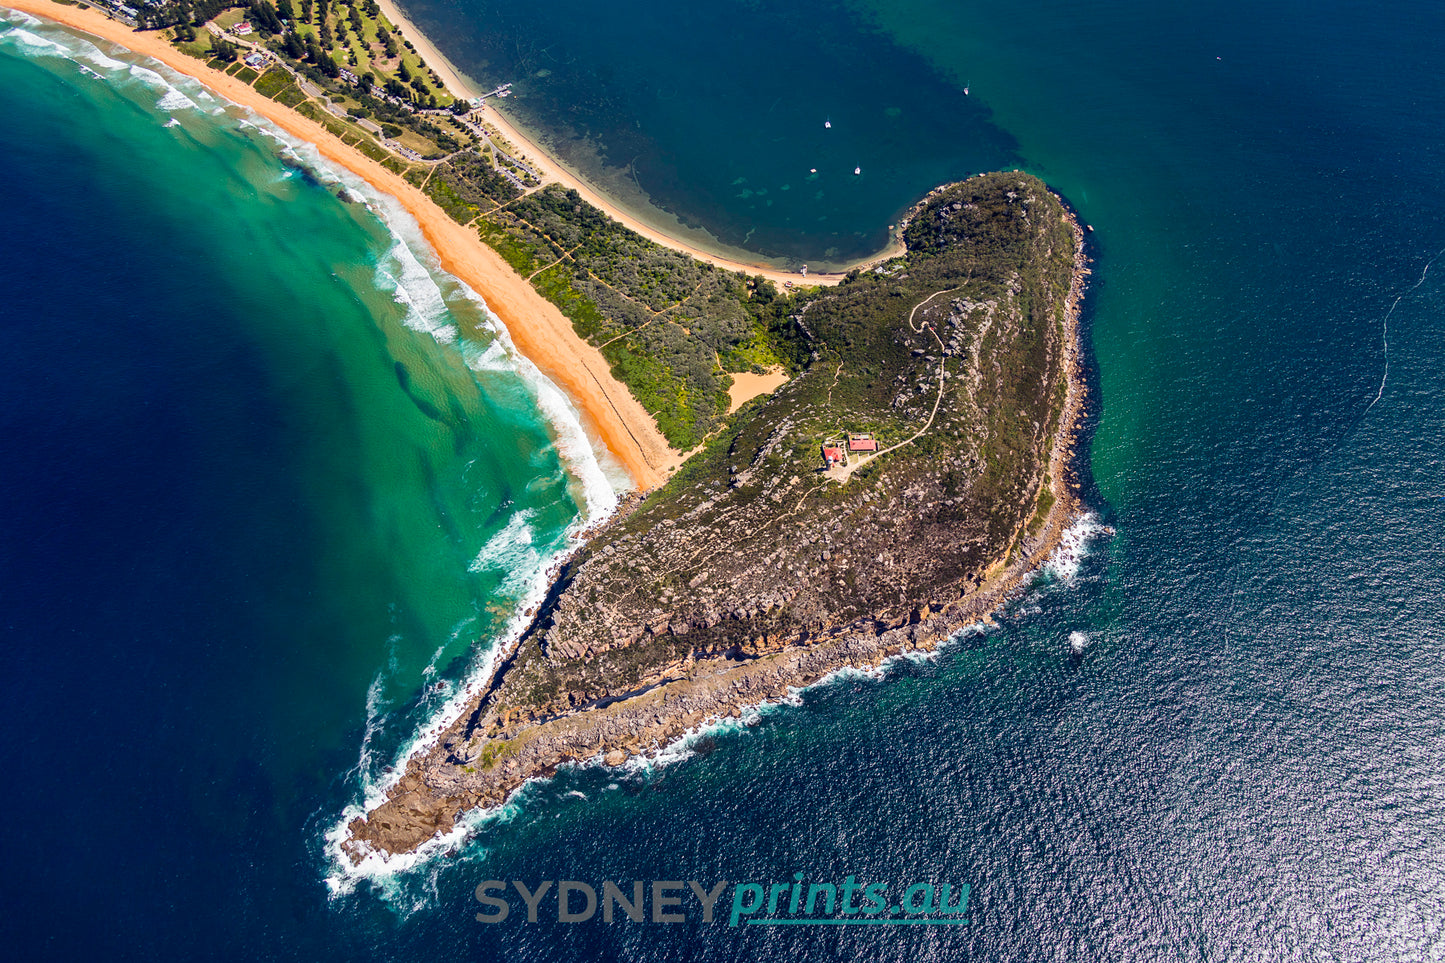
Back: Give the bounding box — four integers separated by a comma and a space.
150, 0, 450, 109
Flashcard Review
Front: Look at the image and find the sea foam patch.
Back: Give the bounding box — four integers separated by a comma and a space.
1, 25, 68, 55
0, 7, 41, 26
469, 509, 545, 598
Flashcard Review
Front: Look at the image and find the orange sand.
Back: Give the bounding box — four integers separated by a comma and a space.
726, 369, 790, 413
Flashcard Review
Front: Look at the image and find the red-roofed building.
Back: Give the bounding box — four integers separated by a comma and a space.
821, 444, 846, 468
848, 433, 878, 452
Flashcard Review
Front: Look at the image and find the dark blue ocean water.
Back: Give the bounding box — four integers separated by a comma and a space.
4, 1, 1445, 960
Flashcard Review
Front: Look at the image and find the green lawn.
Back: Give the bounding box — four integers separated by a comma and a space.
213, 8, 246, 30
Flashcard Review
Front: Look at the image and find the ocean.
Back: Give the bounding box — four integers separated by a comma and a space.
3, 1, 1444, 960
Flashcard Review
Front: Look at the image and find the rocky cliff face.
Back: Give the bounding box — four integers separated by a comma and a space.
343, 173, 1091, 862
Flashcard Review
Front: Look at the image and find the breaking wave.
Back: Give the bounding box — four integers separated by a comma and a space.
155, 87, 197, 113
0, 11, 221, 123
1043, 509, 1111, 581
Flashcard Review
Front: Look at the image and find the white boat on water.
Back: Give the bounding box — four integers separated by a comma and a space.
854, 166, 861, 175
825, 118, 832, 128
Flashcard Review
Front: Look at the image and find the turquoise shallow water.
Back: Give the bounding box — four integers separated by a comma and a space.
4, 0, 1445, 959
0, 11, 617, 958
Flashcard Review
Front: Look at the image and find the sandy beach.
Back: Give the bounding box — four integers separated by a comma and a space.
3, 0, 684, 489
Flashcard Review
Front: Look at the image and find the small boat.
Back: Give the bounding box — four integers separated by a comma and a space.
810, 168, 817, 173
964, 82, 970, 95
824, 118, 832, 128
854, 166, 861, 175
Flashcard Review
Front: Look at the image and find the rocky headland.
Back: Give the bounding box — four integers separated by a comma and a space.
342, 172, 1092, 862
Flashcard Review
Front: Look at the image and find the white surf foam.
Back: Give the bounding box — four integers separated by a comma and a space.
74, 42, 128, 74
155, 88, 197, 113
376, 235, 459, 344
468, 509, 543, 597
2, 25, 68, 55
353, 659, 394, 781
1043, 509, 1111, 581
125, 63, 175, 93
0, 8, 41, 27
462, 339, 510, 373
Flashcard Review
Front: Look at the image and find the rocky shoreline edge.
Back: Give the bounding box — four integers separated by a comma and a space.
338, 203, 1095, 867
